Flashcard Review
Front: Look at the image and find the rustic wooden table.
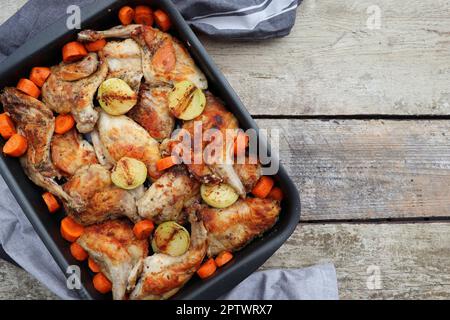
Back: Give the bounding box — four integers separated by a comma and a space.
1, 0, 450, 300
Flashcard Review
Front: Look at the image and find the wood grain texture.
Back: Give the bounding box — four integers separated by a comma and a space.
0, 0, 26, 25
203, 0, 450, 116
257, 119, 450, 220
263, 222, 450, 299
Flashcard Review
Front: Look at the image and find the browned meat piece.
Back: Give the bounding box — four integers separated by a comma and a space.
234, 155, 262, 193
130, 213, 207, 300
63, 164, 140, 225
128, 83, 175, 141
52, 53, 99, 82
200, 198, 281, 257
51, 129, 98, 177
77, 219, 148, 300
137, 166, 200, 224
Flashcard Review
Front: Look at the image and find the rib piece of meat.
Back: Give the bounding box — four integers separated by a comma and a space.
0, 88, 83, 210
129, 212, 207, 300
127, 83, 175, 141
51, 53, 99, 82
51, 129, 98, 177
165, 93, 245, 196
200, 198, 281, 257
96, 111, 162, 180
63, 164, 140, 225
78, 25, 208, 89
137, 166, 200, 224
102, 39, 143, 92
77, 219, 148, 300
42, 54, 108, 133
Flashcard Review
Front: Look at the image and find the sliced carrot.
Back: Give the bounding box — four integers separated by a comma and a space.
234, 131, 249, 156
134, 5, 154, 26
268, 187, 284, 201
84, 39, 107, 52
93, 273, 112, 294
88, 258, 101, 273
60, 216, 84, 243
118, 6, 135, 26
70, 242, 88, 261
55, 114, 75, 134
156, 156, 178, 172
62, 41, 88, 63
215, 251, 233, 267
42, 192, 60, 213
3, 134, 28, 157
133, 220, 155, 240
0, 113, 17, 140
29, 67, 51, 88
17, 78, 41, 99
252, 176, 275, 199
154, 9, 172, 32
197, 258, 217, 279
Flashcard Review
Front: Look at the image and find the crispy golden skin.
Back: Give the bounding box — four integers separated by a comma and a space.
128, 83, 175, 141
130, 213, 207, 300
63, 164, 140, 225
77, 219, 148, 300
137, 166, 200, 224
51, 129, 98, 177
200, 198, 281, 257
234, 156, 262, 193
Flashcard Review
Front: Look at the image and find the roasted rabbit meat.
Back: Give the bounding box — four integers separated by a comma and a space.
78, 25, 208, 89
137, 166, 200, 224
95, 111, 162, 180
200, 198, 281, 257
42, 53, 108, 133
51, 129, 98, 177
63, 164, 140, 225
129, 213, 207, 300
77, 219, 148, 300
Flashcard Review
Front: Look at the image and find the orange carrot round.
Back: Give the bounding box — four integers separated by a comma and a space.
93, 273, 112, 294
60, 216, 84, 243
134, 5, 154, 26
252, 176, 275, 199
29, 67, 51, 88
156, 156, 178, 172
0, 113, 17, 140
62, 41, 88, 63
17, 78, 41, 99
88, 258, 101, 273
268, 187, 284, 201
133, 220, 155, 240
197, 258, 217, 279
84, 39, 107, 52
3, 134, 28, 157
154, 9, 172, 32
118, 6, 135, 26
42, 192, 60, 213
70, 242, 88, 261
215, 251, 233, 267
234, 132, 249, 156
55, 114, 75, 134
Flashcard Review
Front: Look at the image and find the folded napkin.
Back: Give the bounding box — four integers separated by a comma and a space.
0, 0, 339, 301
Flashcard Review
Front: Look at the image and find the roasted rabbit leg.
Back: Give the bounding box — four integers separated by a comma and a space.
63, 164, 140, 225
78, 25, 208, 89
96, 111, 162, 180
51, 129, 98, 177
200, 198, 281, 257
50, 53, 99, 82
129, 212, 207, 300
127, 83, 175, 141
102, 39, 143, 93
77, 219, 148, 300
42, 53, 108, 133
1, 88, 83, 210
234, 155, 262, 193
137, 166, 200, 224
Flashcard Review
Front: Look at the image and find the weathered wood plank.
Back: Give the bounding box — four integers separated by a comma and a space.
0, 0, 26, 25
263, 222, 450, 299
203, 0, 450, 116
257, 119, 450, 220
